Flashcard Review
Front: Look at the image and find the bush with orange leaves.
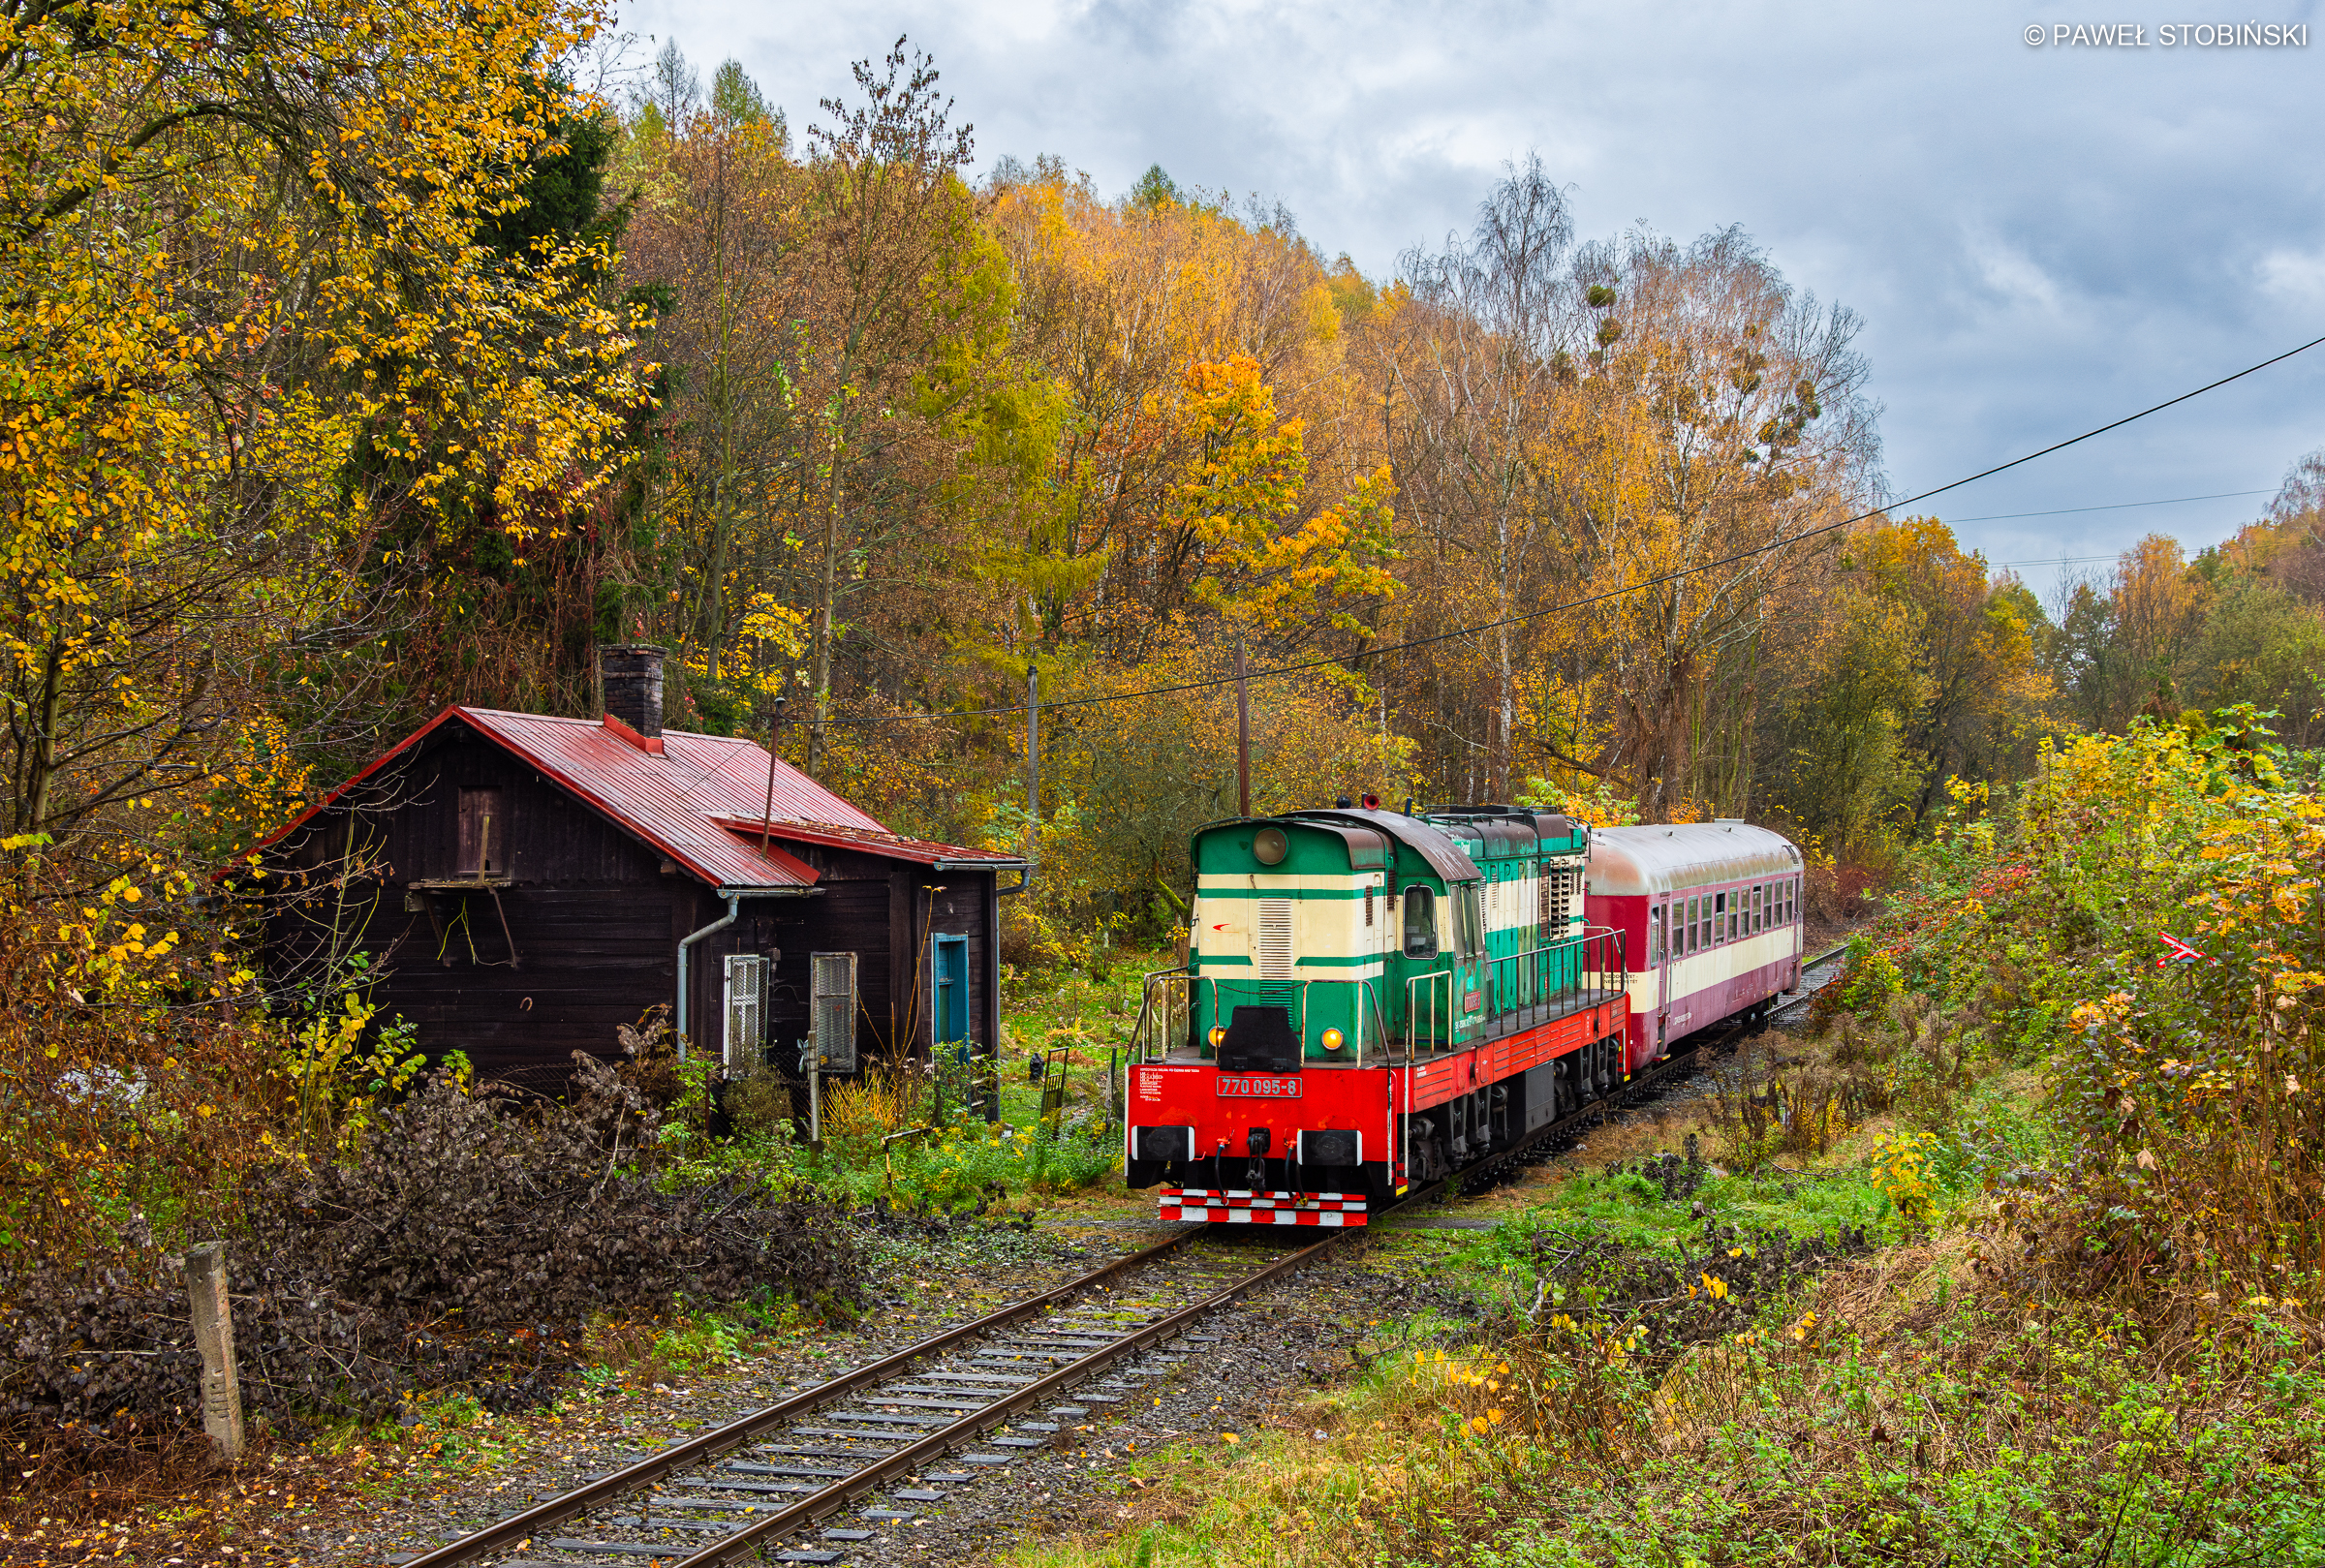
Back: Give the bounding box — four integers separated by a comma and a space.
1827, 706, 2325, 1309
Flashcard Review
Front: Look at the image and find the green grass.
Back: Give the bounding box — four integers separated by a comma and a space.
1477, 1166, 1895, 1252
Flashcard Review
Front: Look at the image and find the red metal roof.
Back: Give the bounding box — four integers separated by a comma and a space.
250, 704, 1011, 890
707, 815, 1028, 868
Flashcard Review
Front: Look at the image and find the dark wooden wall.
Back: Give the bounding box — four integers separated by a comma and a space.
264, 720, 1005, 1088
680, 846, 998, 1067
264, 725, 680, 1085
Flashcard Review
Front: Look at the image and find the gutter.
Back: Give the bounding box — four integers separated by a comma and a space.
939, 854, 1033, 897
675, 887, 813, 1061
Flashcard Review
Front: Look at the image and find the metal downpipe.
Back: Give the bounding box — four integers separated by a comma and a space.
674, 895, 741, 1061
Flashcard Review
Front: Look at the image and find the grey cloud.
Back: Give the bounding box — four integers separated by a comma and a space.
621, 0, 2325, 578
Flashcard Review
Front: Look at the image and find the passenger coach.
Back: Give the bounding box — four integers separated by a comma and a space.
1585, 820, 1806, 1063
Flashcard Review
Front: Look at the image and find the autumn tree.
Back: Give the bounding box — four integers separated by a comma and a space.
1380, 157, 1579, 802
0, 0, 643, 868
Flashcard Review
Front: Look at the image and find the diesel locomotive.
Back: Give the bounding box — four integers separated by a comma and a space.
1123, 803, 1805, 1225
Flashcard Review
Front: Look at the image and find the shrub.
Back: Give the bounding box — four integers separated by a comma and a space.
0, 1068, 861, 1435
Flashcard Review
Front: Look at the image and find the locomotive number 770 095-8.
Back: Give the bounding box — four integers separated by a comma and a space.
1215, 1074, 1304, 1098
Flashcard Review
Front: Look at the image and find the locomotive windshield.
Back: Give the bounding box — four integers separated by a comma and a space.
1402, 884, 1438, 958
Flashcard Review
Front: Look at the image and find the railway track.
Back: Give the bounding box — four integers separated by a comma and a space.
403, 941, 1857, 1568
398, 1232, 1340, 1568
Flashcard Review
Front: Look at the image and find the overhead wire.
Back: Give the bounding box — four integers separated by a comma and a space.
1954, 487, 2271, 525
818, 327, 2325, 726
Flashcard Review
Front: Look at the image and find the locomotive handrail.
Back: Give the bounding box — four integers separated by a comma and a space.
1405, 968, 1454, 1061
1135, 925, 1627, 1068
1500, 923, 1628, 1013
1133, 968, 1395, 1066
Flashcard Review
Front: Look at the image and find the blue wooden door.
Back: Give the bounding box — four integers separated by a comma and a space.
932, 935, 969, 1050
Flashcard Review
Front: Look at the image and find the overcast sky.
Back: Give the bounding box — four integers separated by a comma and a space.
610, 0, 2324, 592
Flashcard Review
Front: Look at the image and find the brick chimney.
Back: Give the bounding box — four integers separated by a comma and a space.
600, 644, 666, 753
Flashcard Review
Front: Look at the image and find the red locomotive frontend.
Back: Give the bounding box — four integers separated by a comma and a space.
1127, 991, 1629, 1224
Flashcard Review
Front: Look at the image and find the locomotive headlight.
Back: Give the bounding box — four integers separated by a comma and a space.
1209, 1025, 1227, 1049
1320, 1028, 1345, 1052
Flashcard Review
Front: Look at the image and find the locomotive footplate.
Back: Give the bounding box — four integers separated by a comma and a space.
1159, 1187, 1370, 1226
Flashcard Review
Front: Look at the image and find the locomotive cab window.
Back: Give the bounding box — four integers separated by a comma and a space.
1402, 885, 1438, 959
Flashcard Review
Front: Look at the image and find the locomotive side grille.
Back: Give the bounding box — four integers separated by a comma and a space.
1257, 897, 1294, 981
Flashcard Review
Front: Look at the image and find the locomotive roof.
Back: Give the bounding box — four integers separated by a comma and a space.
1587, 820, 1803, 897
1283, 808, 1482, 883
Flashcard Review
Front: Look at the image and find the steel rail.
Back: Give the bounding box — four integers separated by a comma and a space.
396, 1233, 1193, 1568
668, 1235, 1342, 1567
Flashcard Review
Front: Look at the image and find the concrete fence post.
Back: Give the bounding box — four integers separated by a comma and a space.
182, 1243, 245, 1463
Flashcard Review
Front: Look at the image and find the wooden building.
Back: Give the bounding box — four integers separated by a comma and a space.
256, 647, 1026, 1090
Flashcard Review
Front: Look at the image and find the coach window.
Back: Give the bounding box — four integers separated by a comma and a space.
1752, 884, 1762, 933
1717, 892, 1730, 944
1402, 885, 1439, 959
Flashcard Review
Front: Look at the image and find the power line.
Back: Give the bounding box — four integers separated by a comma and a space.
1950, 487, 2272, 524
822, 328, 2325, 726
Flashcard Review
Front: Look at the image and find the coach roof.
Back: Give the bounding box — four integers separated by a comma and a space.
1587, 820, 1802, 898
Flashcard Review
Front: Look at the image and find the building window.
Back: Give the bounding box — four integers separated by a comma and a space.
457, 787, 506, 876
723, 952, 767, 1069
811, 952, 858, 1071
